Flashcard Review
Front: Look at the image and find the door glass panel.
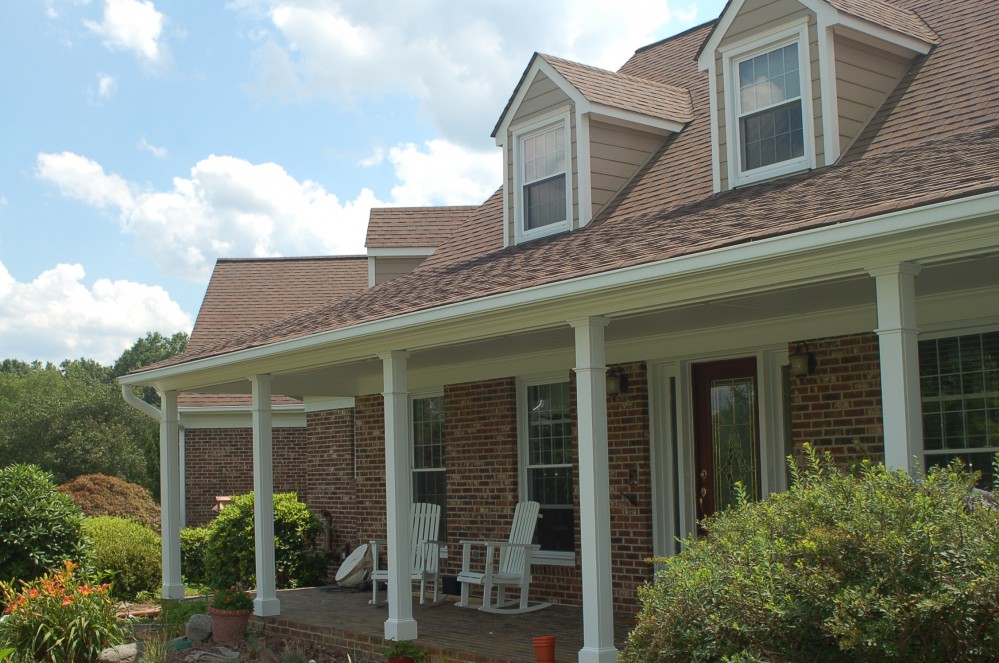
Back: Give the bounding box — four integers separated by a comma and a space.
710, 376, 759, 511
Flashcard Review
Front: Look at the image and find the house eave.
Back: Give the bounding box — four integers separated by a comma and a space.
119, 189, 999, 392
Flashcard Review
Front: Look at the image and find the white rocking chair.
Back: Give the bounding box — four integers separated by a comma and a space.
369, 502, 442, 605
455, 500, 550, 613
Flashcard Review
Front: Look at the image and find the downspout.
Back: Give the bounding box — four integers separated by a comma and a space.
121, 384, 161, 420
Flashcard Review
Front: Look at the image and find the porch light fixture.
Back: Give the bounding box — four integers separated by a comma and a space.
606, 365, 629, 396
789, 343, 816, 380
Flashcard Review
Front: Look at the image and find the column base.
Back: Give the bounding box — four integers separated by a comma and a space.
253, 596, 281, 617
578, 646, 619, 663
384, 617, 419, 641
161, 583, 185, 600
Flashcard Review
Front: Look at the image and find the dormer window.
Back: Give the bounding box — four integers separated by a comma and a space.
722, 22, 814, 187
513, 111, 573, 242
737, 43, 804, 172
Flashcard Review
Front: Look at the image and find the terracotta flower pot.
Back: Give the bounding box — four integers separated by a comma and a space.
387, 658, 415, 663
208, 605, 251, 643
533, 635, 556, 663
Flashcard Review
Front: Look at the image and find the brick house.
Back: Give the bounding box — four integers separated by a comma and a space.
121, 0, 999, 660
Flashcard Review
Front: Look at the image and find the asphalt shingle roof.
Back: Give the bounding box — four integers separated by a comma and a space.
365, 206, 477, 249
141, 0, 999, 374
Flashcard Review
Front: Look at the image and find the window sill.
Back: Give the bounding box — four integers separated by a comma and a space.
530, 551, 576, 567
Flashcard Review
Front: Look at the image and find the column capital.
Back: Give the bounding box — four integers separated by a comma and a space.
377, 350, 412, 362
866, 261, 922, 279
567, 316, 611, 330
248, 373, 273, 386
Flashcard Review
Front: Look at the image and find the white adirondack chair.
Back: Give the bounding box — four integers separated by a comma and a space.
369, 502, 442, 606
455, 500, 550, 613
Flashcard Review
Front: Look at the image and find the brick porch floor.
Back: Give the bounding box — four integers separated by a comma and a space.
249, 587, 635, 662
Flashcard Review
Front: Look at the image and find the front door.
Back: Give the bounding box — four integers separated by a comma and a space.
692, 357, 761, 523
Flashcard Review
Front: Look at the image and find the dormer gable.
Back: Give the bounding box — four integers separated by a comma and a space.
493, 53, 692, 246
365, 206, 474, 286
697, 0, 938, 192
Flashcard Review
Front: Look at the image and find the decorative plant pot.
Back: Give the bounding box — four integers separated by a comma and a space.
533, 635, 556, 663
387, 658, 415, 663
208, 606, 251, 643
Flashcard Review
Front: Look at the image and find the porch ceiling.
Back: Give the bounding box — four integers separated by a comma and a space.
183, 251, 998, 400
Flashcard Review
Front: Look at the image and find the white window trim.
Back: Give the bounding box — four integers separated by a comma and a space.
512, 110, 573, 245
722, 20, 816, 187
916, 324, 999, 474
410, 388, 447, 557
516, 372, 576, 566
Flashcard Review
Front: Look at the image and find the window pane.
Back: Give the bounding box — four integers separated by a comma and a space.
921, 331, 999, 489
526, 381, 574, 552
740, 100, 803, 172
525, 174, 566, 230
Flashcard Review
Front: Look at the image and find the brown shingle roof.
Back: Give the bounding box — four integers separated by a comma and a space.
142, 0, 999, 373
365, 206, 477, 249
188, 256, 369, 351
826, 0, 940, 44
539, 54, 693, 124
177, 393, 302, 408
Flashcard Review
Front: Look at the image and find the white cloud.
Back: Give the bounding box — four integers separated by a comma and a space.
85, 0, 167, 66
0, 261, 191, 365
238, 0, 706, 147
37, 144, 498, 282
97, 72, 116, 98
138, 136, 167, 158
388, 140, 500, 206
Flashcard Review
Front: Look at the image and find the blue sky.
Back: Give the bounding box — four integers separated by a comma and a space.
0, 0, 725, 365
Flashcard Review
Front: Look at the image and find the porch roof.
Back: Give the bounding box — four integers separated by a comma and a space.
131, 0, 999, 379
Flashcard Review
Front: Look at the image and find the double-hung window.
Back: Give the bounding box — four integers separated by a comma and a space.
514, 112, 571, 242
724, 23, 812, 186
412, 394, 446, 540
520, 377, 574, 557
919, 330, 999, 487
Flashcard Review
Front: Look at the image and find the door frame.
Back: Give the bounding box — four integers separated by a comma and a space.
649, 345, 789, 558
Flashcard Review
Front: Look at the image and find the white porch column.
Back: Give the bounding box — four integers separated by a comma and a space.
870, 263, 923, 473
380, 351, 417, 641
159, 389, 185, 599
250, 374, 280, 616
570, 317, 618, 663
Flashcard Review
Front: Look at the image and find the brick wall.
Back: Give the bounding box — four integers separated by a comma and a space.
789, 333, 885, 465
305, 408, 357, 557
184, 426, 310, 526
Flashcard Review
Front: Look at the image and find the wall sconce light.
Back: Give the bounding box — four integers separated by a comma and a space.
606, 364, 629, 396
789, 343, 817, 380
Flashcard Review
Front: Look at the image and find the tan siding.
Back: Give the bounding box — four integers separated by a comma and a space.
511, 72, 571, 127
834, 35, 910, 155
720, 0, 810, 47
589, 120, 664, 213
373, 256, 427, 285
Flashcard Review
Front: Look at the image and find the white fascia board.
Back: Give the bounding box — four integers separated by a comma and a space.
179, 404, 306, 429
696, 0, 748, 71
587, 105, 685, 135
121, 190, 999, 388
367, 247, 436, 257
303, 396, 356, 412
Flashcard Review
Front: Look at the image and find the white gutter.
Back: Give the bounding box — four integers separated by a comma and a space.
121, 189, 999, 385
121, 384, 161, 420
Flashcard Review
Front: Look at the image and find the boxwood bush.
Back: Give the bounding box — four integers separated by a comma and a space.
83, 515, 161, 600
180, 525, 212, 588
623, 446, 999, 663
205, 492, 326, 589
59, 473, 161, 532
0, 464, 89, 583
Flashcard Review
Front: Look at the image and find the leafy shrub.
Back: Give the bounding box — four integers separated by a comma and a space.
0, 561, 127, 662
59, 474, 161, 531
180, 526, 212, 587
205, 492, 325, 589
623, 446, 999, 663
0, 464, 89, 582
83, 516, 161, 601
